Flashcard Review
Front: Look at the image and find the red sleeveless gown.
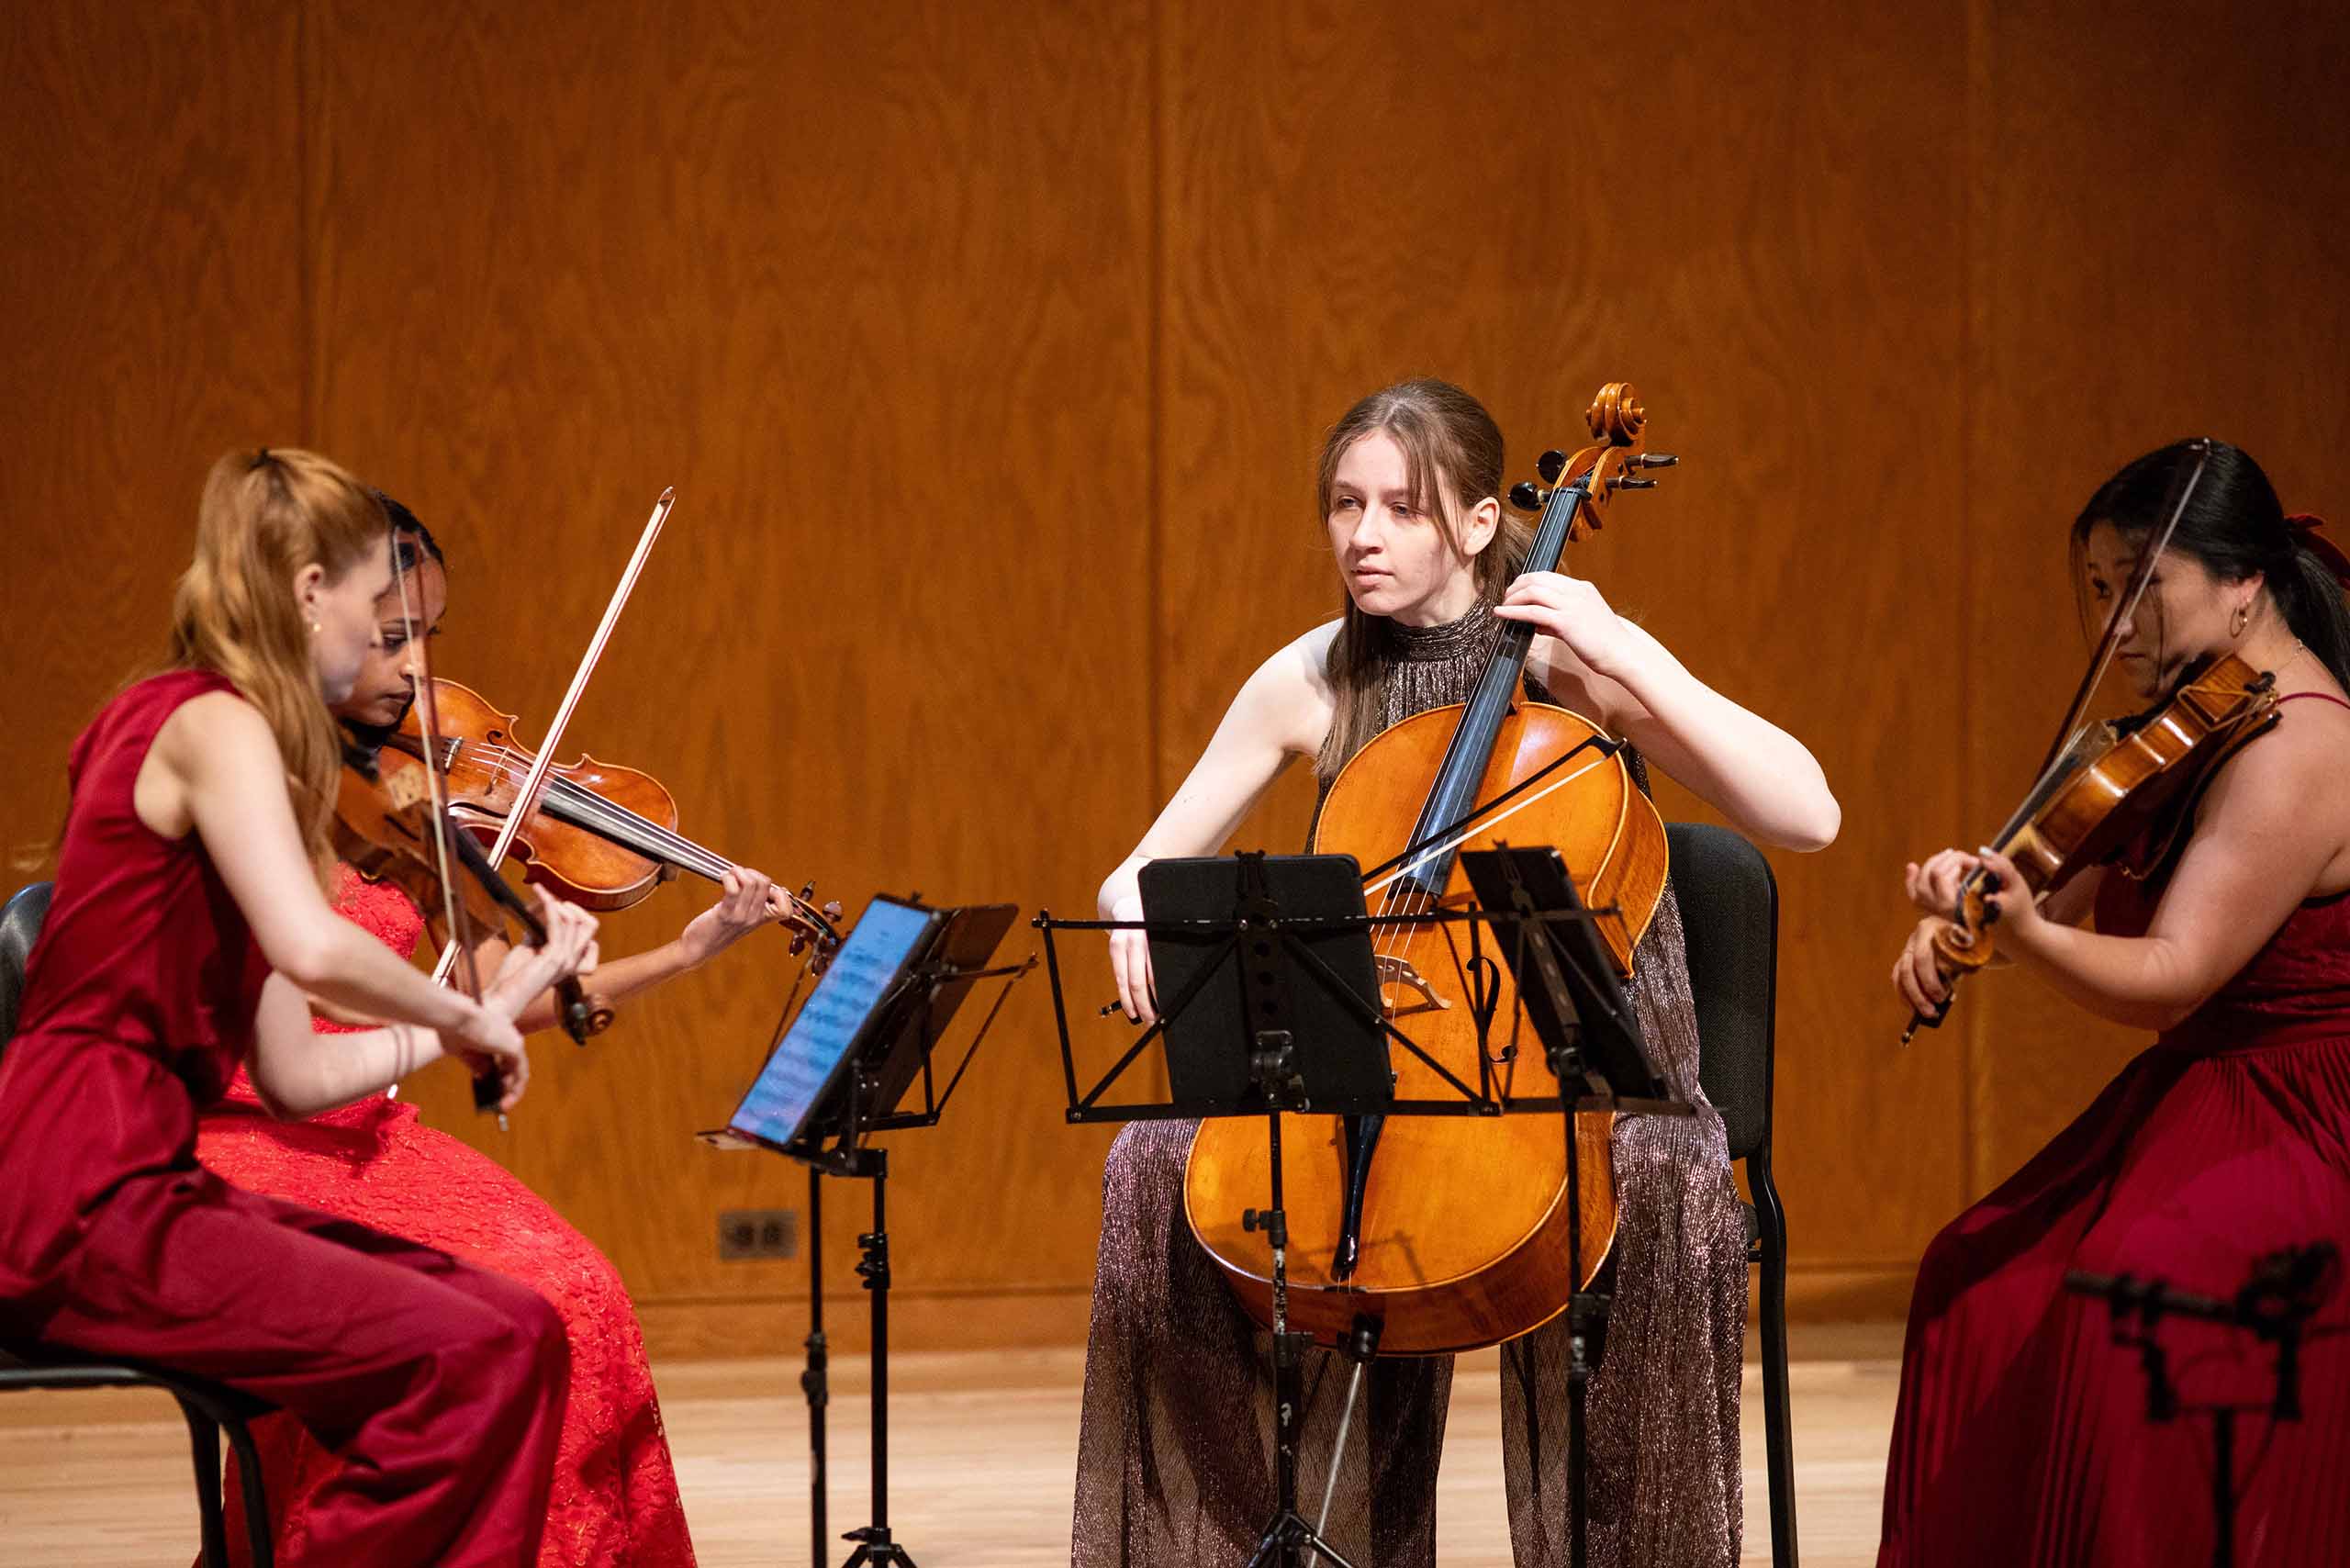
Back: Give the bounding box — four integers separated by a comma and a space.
0, 669, 568, 1567
1880, 697, 2350, 1566
197, 870, 698, 1568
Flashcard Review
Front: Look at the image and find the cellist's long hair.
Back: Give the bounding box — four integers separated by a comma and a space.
2071, 440, 2350, 692
170, 449, 388, 892
1315, 379, 1532, 780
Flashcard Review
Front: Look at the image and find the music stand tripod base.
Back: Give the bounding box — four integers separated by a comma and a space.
699, 897, 1025, 1568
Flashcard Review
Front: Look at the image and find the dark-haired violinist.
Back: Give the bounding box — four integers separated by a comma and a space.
1883, 441, 2350, 1566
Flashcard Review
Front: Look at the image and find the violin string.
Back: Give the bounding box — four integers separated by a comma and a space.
438, 738, 822, 927
451, 741, 733, 874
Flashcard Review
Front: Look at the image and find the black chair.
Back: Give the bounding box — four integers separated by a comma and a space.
1666, 822, 1797, 1568
0, 880, 276, 1566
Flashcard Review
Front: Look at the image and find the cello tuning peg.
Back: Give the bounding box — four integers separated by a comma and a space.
1635, 453, 1679, 468
1616, 477, 1659, 490
1537, 449, 1567, 483
1508, 481, 1549, 511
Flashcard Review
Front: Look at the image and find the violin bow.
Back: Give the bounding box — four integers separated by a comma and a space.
383, 508, 509, 1122
2022, 440, 2212, 790
429, 487, 677, 984
1904, 441, 2216, 1045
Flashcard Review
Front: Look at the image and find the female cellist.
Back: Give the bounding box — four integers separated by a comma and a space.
1074, 378, 1839, 1567
0, 449, 599, 1568
1882, 441, 2350, 1566
199, 494, 790, 1568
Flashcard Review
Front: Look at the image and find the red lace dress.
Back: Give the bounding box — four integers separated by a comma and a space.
197, 869, 697, 1568
1880, 815, 2350, 1564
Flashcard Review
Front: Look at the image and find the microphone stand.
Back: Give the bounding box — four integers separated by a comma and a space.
2065, 1243, 2337, 1568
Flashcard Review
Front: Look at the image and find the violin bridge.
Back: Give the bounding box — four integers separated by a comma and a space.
384, 767, 430, 812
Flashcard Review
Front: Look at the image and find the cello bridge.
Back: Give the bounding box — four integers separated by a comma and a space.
1376, 954, 1451, 1014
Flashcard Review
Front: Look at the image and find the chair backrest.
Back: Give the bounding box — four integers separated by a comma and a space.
0, 882, 55, 1049
1664, 823, 1777, 1164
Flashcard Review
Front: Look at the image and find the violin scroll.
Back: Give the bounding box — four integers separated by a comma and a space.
790, 881, 845, 972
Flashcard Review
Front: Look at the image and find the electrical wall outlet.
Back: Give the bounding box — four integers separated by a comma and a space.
718, 1207, 798, 1260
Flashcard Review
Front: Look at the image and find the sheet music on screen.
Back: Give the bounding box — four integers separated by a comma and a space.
732, 898, 935, 1148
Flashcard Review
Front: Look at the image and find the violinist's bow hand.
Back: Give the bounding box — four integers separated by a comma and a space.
1893, 915, 1956, 1045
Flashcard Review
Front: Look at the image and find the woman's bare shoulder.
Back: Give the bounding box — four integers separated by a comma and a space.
153, 688, 271, 768
2200, 682, 2350, 830
1242, 621, 1341, 754
1265, 620, 1341, 683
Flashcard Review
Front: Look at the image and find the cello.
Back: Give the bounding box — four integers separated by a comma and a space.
1184, 383, 1675, 1354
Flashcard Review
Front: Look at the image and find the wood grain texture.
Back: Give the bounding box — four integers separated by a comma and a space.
298, 0, 1155, 1313
1956, 0, 2350, 1197
1155, 0, 1977, 1278
3, 0, 2346, 1350
0, 1334, 1909, 1567
0, 0, 306, 855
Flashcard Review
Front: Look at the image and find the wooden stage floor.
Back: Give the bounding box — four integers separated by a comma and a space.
0, 1326, 1905, 1564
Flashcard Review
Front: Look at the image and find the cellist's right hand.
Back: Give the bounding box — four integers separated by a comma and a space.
1107, 892, 1159, 1026
1893, 916, 1958, 1016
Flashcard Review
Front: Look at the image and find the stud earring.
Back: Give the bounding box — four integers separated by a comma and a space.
2231, 604, 2250, 638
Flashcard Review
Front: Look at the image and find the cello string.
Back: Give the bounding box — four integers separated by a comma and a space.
1364, 754, 1613, 898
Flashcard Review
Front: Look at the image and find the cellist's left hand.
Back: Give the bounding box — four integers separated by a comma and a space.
1493, 571, 1639, 680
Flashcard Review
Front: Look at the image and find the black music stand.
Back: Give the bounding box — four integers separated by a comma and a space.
700, 897, 1030, 1568
1459, 846, 1687, 1568
1037, 849, 1676, 1567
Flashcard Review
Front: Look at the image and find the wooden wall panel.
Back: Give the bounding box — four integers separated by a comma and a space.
0, 1, 305, 851
301, 0, 1154, 1321
4, 0, 2346, 1351
1957, 1, 2350, 1195
1155, 0, 1975, 1286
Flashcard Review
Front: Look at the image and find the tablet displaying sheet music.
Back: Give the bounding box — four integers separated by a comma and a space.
727, 895, 944, 1153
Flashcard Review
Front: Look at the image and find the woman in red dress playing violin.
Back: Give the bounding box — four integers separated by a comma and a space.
200, 495, 792, 1568
1884, 440, 2350, 1565
0, 449, 600, 1567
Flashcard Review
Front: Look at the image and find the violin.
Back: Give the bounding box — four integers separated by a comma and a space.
371, 678, 840, 962
1901, 439, 2281, 1041
1183, 382, 1676, 1355
334, 745, 613, 1050
1902, 652, 2278, 1040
